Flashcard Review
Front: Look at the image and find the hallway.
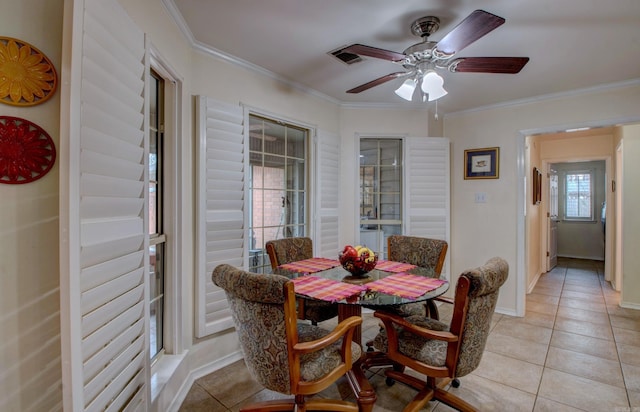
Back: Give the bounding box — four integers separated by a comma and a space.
178, 258, 639, 411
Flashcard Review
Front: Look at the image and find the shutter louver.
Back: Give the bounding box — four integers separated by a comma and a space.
316, 130, 341, 258
195, 96, 244, 337
61, 0, 148, 409
405, 137, 451, 278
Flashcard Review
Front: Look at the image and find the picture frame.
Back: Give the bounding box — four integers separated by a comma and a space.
533, 167, 542, 205
464, 147, 499, 179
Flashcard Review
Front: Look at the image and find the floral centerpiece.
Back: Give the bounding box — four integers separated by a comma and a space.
339, 245, 378, 277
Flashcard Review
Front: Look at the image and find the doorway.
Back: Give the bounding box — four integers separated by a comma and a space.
546, 160, 607, 263
516, 124, 623, 316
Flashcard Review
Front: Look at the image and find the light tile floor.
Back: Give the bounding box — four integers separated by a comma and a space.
179, 258, 640, 411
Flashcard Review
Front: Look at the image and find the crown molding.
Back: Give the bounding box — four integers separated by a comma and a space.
446, 78, 640, 118
162, 0, 340, 106
162, 1, 639, 119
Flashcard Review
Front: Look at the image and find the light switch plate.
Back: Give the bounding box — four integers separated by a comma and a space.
475, 192, 487, 203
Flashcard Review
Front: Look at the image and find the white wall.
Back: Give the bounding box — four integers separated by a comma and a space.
0, 1, 64, 410
621, 123, 640, 308
525, 135, 543, 290
444, 84, 640, 314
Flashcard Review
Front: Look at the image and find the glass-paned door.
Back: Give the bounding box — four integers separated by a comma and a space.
248, 114, 309, 273
359, 138, 402, 258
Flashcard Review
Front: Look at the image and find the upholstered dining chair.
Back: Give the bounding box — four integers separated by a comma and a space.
266, 237, 339, 325
386, 235, 448, 319
212, 264, 363, 412
367, 257, 508, 412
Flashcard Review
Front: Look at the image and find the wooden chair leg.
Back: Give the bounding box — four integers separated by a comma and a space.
433, 387, 478, 412
345, 361, 377, 412
426, 299, 439, 320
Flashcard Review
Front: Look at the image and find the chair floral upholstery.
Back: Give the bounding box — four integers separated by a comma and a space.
266, 236, 313, 266
367, 257, 509, 412
266, 237, 339, 324
387, 235, 448, 274
384, 235, 448, 318
212, 264, 363, 411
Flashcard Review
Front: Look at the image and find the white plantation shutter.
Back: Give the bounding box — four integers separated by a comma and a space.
405, 137, 451, 278
195, 96, 244, 338
316, 129, 341, 258
60, 0, 148, 410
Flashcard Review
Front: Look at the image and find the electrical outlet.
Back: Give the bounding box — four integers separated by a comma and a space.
475, 192, 487, 203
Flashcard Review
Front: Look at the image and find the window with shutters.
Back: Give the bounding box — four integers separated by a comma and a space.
248, 114, 309, 273
359, 138, 403, 258
149, 69, 165, 361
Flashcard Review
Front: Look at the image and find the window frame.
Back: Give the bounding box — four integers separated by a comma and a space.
148, 47, 183, 364
562, 169, 595, 222
148, 68, 166, 363
246, 112, 311, 273
358, 137, 404, 258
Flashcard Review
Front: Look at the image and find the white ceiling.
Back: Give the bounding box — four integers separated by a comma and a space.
166, 0, 640, 115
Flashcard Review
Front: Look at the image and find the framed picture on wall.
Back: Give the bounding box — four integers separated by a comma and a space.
533, 167, 542, 205
464, 147, 499, 179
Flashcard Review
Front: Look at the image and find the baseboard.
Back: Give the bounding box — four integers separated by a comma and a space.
557, 254, 604, 261
527, 272, 543, 294
495, 306, 517, 317
620, 301, 640, 310
166, 350, 244, 412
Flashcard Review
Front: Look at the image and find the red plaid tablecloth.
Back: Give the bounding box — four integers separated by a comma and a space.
366, 273, 446, 300
278, 257, 341, 274
292, 276, 367, 302
375, 260, 417, 273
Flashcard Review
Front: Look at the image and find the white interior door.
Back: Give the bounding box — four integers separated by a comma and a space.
547, 167, 558, 270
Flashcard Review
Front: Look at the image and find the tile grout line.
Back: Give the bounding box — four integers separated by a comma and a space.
602, 268, 634, 408
530, 262, 567, 411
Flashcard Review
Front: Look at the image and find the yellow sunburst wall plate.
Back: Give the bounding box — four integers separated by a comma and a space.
0, 36, 58, 106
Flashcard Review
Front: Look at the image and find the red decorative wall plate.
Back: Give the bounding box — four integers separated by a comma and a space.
0, 116, 56, 184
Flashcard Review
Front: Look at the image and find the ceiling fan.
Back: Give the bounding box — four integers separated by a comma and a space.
342, 9, 529, 102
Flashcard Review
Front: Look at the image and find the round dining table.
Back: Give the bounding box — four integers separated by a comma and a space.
276, 261, 450, 345
276, 259, 449, 412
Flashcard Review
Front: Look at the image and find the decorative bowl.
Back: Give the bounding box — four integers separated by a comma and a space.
339, 249, 378, 278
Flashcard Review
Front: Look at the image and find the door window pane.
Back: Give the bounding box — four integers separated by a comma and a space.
248, 114, 308, 273
359, 138, 402, 257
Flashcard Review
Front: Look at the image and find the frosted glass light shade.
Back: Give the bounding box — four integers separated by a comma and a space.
421, 70, 447, 101
394, 79, 417, 101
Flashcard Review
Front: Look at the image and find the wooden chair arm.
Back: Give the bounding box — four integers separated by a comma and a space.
294, 316, 362, 354
375, 310, 458, 343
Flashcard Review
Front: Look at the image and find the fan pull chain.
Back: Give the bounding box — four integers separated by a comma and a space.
434, 100, 439, 120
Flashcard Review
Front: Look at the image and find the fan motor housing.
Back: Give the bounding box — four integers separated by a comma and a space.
411, 16, 440, 38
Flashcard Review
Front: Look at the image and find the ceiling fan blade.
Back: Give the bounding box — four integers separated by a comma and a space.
448, 57, 529, 73
346, 72, 407, 93
434, 10, 505, 57
342, 44, 406, 62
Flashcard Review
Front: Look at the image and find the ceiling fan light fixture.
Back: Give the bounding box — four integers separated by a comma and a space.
394, 78, 417, 101
421, 70, 447, 101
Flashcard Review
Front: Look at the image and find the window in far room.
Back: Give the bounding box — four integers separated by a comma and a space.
564, 170, 593, 221
247, 114, 309, 273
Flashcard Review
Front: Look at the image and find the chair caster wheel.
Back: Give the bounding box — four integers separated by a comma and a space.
451, 378, 460, 388
385, 377, 395, 386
